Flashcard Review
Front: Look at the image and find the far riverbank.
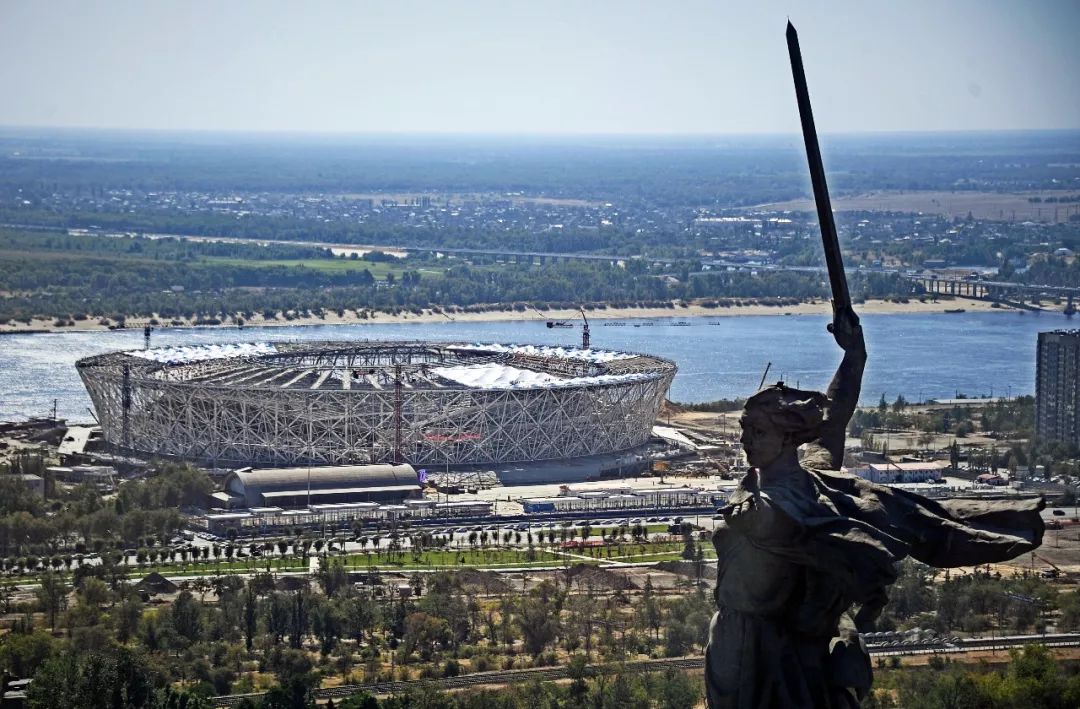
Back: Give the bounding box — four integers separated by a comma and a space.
0, 296, 1012, 335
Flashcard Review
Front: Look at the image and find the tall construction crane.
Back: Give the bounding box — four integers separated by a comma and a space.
539, 306, 591, 349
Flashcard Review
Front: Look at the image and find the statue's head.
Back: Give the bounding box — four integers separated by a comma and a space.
739, 383, 829, 468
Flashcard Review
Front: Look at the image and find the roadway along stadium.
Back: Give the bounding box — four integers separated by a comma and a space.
76, 340, 676, 469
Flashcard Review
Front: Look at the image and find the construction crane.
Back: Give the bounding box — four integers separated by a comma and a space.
1033, 553, 1063, 579
537, 306, 591, 349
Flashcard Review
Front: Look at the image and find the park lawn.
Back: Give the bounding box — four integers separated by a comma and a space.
343, 548, 565, 569
129, 556, 307, 577
198, 256, 435, 279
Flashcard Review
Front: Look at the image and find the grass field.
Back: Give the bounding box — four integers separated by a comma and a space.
197, 256, 439, 279
343, 548, 566, 570
0, 540, 713, 585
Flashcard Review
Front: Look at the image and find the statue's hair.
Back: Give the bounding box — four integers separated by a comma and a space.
742, 383, 830, 445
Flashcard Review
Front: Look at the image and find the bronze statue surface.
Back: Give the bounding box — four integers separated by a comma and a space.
703, 313, 1043, 708
703, 23, 1045, 708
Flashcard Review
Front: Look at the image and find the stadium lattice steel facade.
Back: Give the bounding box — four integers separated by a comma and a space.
77, 341, 675, 468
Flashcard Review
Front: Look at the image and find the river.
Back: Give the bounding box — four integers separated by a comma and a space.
0, 310, 1058, 422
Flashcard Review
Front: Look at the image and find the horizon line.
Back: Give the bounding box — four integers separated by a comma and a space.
1, 125, 1078, 141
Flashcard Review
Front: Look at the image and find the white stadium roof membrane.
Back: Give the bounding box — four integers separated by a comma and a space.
129, 342, 279, 364
431, 362, 651, 390
447, 343, 635, 363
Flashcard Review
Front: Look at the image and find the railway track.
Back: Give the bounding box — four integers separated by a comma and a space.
211, 634, 1080, 706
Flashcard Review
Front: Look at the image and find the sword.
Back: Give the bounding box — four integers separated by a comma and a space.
786, 21, 857, 325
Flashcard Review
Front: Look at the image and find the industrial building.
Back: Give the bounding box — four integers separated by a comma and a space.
521, 486, 727, 513
851, 461, 949, 484
76, 341, 675, 473
215, 463, 421, 508
202, 498, 493, 535
1036, 330, 1080, 447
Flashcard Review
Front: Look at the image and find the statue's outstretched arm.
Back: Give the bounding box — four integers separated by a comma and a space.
818, 306, 866, 469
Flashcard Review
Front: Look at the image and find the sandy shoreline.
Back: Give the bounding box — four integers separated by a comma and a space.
0, 297, 1016, 336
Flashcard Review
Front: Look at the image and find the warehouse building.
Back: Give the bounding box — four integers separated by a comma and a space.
202, 498, 493, 535
521, 486, 726, 513
216, 463, 421, 509
851, 461, 949, 484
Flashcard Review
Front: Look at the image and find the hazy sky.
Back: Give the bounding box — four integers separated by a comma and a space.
1, 0, 1077, 135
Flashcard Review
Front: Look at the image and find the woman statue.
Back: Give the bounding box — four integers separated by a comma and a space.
705, 309, 1044, 708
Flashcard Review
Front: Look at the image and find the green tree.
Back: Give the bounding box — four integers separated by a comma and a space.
28, 647, 157, 709
0, 629, 57, 678
35, 572, 69, 630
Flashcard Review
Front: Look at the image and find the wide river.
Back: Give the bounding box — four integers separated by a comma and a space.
0, 310, 1062, 422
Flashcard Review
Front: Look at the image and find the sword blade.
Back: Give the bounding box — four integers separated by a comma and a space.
787, 21, 851, 311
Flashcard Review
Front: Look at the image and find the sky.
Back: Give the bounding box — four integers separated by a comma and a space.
1, 0, 1078, 135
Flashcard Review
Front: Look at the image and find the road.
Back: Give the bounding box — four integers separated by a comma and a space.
211, 633, 1080, 706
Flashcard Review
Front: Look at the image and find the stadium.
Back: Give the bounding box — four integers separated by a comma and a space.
76, 340, 676, 470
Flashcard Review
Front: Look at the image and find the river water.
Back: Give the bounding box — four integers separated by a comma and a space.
0, 310, 1060, 422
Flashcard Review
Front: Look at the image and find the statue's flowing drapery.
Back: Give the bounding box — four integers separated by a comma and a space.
704, 457, 1044, 708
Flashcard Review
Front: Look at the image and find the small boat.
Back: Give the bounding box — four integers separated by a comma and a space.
944, 308, 966, 314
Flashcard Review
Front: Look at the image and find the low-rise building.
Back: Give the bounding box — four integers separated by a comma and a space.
852, 461, 950, 484
12, 473, 44, 497
217, 463, 421, 509
522, 486, 726, 513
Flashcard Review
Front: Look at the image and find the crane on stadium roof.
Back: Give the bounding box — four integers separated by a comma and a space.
531, 305, 591, 350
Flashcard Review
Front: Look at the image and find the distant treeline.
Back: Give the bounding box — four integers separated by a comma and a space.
2, 131, 1077, 206
675, 398, 747, 413
0, 249, 911, 324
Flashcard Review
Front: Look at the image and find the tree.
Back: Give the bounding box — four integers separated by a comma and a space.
567, 654, 589, 701
337, 693, 379, 709
639, 576, 663, 639
0, 629, 57, 678
658, 669, 699, 709
28, 647, 157, 709
152, 686, 214, 709
113, 591, 144, 643
402, 612, 451, 662
35, 572, 68, 630
315, 557, 349, 598
170, 589, 202, 643
517, 582, 562, 656
243, 583, 258, 651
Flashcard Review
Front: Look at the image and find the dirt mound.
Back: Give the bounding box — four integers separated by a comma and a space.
660, 399, 686, 416
453, 569, 512, 594
564, 564, 637, 591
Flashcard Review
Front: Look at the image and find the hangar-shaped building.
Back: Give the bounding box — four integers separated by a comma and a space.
219, 463, 421, 508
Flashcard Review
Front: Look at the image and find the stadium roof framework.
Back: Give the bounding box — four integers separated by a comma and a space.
77, 340, 675, 468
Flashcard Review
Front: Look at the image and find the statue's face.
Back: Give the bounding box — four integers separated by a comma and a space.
739, 414, 787, 469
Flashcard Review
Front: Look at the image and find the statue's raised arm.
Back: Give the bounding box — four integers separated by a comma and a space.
813, 307, 866, 469
789, 19, 867, 470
